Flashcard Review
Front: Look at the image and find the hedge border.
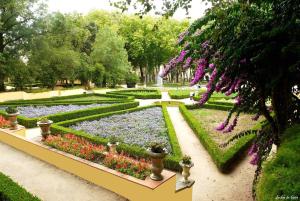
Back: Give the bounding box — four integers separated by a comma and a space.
51, 105, 183, 171
0, 93, 134, 105
0, 172, 40, 201
107, 89, 161, 99
168, 89, 206, 99
0, 101, 139, 128
179, 104, 258, 172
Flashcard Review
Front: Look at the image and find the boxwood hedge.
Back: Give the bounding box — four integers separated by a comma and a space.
0, 172, 40, 201
107, 89, 161, 99
179, 104, 259, 172
51, 105, 183, 171
0, 93, 134, 105
0, 101, 139, 128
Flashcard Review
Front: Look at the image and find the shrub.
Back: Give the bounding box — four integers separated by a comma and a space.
125, 72, 139, 85
256, 125, 300, 201
181, 155, 192, 165
148, 142, 166, 153
5, 107, 18, 114
0, 172, 40, 201
107, 89, 161, 99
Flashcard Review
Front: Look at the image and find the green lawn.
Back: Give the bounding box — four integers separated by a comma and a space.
189, 108, 262, 148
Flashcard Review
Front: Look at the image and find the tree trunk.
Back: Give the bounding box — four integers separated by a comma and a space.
0, 74, 5, 91
271, 76, 290, 146
139, 66, 145, 83
0, 33, 6, 92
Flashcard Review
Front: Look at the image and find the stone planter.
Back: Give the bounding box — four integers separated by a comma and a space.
107, 142, 119, 154
180, 161, 194, 184
37, 120, 53, 140
7, 112, 19, 130
147, 149, 167, 181
126, 83, 136, 88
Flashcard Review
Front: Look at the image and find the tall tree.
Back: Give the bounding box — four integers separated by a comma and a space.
0, 0, 45, 91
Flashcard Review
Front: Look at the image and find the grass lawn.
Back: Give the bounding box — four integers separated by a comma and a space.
190, 108, 263, 148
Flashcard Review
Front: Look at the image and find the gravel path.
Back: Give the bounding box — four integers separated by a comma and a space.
167, 107, 255, 201
0, 142, 126, 201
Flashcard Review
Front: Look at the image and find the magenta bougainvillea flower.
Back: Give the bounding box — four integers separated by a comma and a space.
183, 57, 192, 69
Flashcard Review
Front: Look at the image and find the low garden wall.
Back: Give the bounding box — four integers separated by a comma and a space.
0, 89, 88, 102
0, 129, 193, 201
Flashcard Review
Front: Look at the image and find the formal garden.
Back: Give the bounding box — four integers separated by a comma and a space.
0, 0, 299, 201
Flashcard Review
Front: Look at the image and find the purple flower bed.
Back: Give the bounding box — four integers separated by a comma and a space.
0, 104, 110, 118
70, 107, 172, 152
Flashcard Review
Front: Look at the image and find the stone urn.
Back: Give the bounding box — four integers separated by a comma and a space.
37, 120, 53, 140
147, 148, 167, 181
180, 161, 194, 184
107, 142, 119, 154
7, 112, 19, 130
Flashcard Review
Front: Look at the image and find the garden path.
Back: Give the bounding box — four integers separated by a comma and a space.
167, 107, 256, 201
0, 141, 126, 201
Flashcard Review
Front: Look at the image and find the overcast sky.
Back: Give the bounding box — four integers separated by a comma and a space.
46, 0, 210, 20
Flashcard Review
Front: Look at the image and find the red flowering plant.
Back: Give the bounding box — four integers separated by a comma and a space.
44, 134, 151, 180
0, 115, 10, 129
102, 152, 151, 180
44, 134, 106, 161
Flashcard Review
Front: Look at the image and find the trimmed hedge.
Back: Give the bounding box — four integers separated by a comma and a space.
51, 105, 183, 171
0, 93, 133, 105
179, 104, 257, 172
0, 172, 40, 201
168, 89, 206, 99
0, 101, 139, 128
107, 89, 161, 99
186, 103, 233, 111
256, 125, 300, 201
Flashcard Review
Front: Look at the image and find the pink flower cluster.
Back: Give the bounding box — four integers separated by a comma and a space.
159, 58, 177, 77
215, 113, 239, 133
177, 50, 188, 63
248, 143, 259, 165
183, 57, 192, 70
190, 59, 207, 86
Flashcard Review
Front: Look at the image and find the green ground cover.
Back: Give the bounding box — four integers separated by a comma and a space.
0, 172, 40, 201
256, 125, 300, 201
